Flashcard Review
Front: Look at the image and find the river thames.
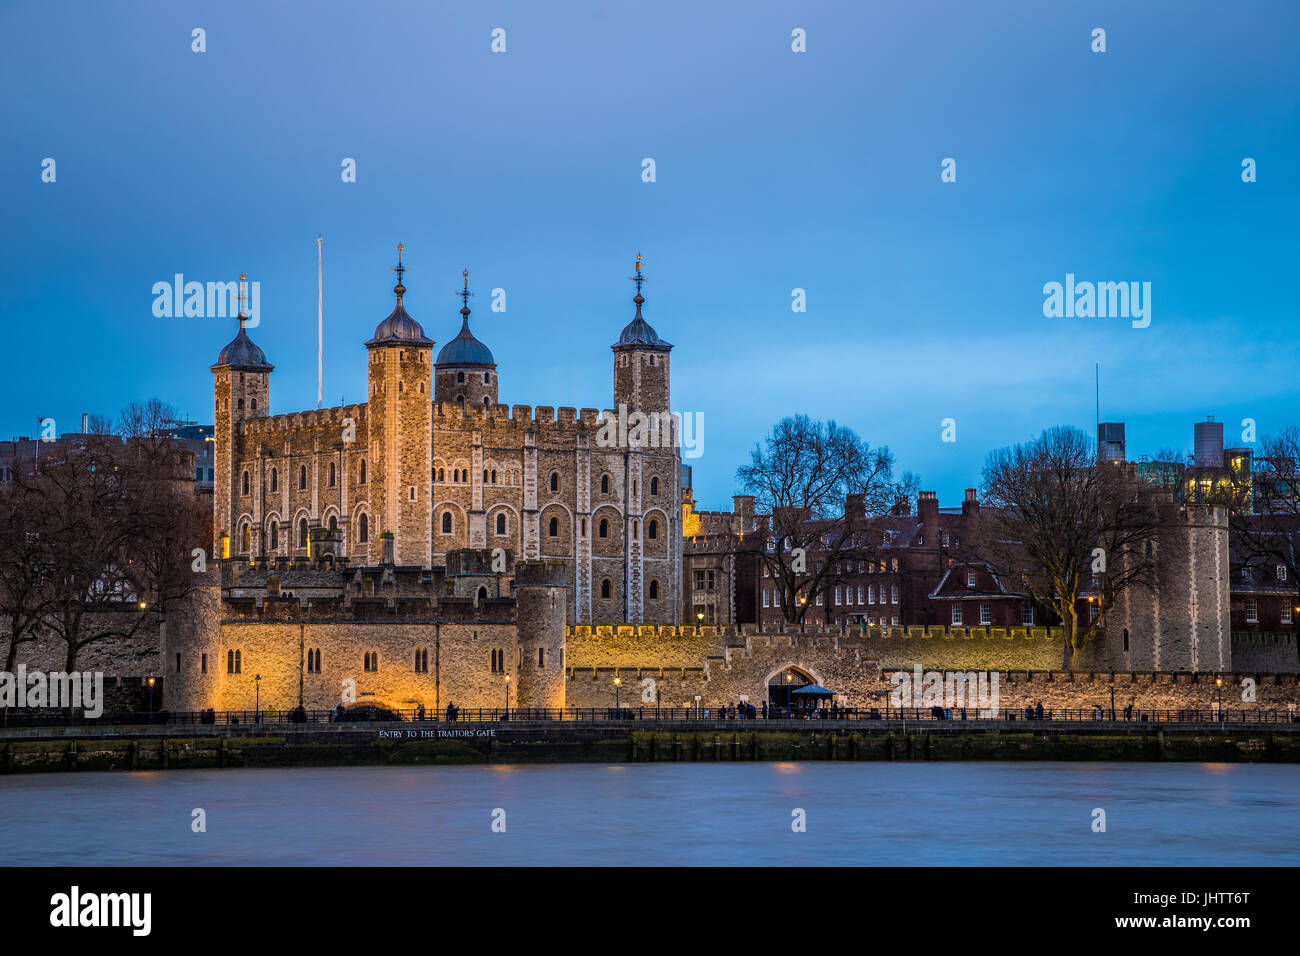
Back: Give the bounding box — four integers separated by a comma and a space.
3, 762, 1297, 866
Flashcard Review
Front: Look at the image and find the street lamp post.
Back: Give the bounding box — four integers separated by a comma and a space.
1110, 685, 1116, 721
146, 675, 156, 724
786, 673, 794, 719
254, 674, 261, 724
1216, 677, 1223, 722
694, 694, 701, 719
614, 676, 621, 714
504, 674, 510, 720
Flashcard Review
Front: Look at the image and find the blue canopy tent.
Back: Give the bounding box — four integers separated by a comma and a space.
791, 684, 836, 715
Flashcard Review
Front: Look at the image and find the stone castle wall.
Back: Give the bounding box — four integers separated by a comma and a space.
565, 623, 1065, 709
219, 398, 681, 626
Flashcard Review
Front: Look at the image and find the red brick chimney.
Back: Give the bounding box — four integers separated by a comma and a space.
845, 493, 866, 522
917, 491, 939, 547
891, 494, 909, 516
962, 488, 979, 517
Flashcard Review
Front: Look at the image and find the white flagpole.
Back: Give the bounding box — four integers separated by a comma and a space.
317, 235, 324, 408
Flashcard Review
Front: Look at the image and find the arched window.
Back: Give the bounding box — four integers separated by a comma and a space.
358, 513, 368, 543
437, 467, 445, 481
549, 472, 558, 492
483, 396, 490, 407
457, 395, 465, 409
650, 477, 658, 495
491, 470, 497, 483
549, 516, 559, 537
601, 475, 610, 494
359, 459, 367, 484
456, 371, 465, 384
442, 512, 452, 534
240, 523, 250, 552
477, 586, 488, 602
581, 518, 587, 536
329, 462, 336, 487
496, 513, 507, 535
600, 578, 611, 599
648, 519, 658, 539
599, 518, 608, 538
483, 372, 491, 384
649, 579, 659, 600
483, 469, 488, 484
270, 468, 277, 492
241, 471, 249, 495
328, 515, 338, 530
269, 523, 278, 550
299, 465, 307, 490
298, 518, 308, 548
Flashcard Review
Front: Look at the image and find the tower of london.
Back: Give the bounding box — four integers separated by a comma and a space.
211, 249, 683, 627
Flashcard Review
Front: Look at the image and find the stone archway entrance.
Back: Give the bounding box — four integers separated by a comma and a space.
768, 666, 816, 715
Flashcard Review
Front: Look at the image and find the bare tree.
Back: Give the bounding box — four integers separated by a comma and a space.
16, 403, 207, 676
1230, 425, 1300, 616
736, 415, 910, 624
0, 481, 54, 686
975, 425, 1159, 669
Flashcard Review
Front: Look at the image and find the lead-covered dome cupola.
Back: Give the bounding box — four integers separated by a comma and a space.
434, 270, 498, 410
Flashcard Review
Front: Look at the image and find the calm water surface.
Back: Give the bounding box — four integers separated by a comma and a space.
2, 762, 1296, 865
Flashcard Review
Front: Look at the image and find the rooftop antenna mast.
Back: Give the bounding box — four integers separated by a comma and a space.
317, 235, 324, 409
1095, 363, 1100, 434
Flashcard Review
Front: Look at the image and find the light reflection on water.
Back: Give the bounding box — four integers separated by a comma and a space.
2, 762, 1296, 866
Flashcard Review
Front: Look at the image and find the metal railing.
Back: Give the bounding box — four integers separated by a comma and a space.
2, 705, 1298, 728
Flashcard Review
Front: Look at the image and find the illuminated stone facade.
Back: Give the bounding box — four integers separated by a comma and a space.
210, 254, 682, 626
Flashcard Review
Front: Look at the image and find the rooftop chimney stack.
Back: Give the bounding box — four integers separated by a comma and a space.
962, 488, 980, 517
918, 490, 939, 546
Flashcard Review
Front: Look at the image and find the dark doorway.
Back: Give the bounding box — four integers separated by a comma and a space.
768, 667, 812, 715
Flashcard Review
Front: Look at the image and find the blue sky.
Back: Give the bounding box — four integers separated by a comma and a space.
2, 0, 1297, 510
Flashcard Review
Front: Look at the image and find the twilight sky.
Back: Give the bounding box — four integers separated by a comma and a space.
1, 0, 1296, 510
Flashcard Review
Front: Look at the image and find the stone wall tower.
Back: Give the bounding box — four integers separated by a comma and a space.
365, 245, 435, 566
607, 253, 681, 625
612, 253, 672, 414
513, 560, 568, 709
211, 274, 273, 558
434, 270, 498, 411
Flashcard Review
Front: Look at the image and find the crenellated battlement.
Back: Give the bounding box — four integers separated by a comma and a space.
433, 401, 603, 426
219, 593, 517, 624
566, 623, 1063, 642
241, 403, 367, 436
